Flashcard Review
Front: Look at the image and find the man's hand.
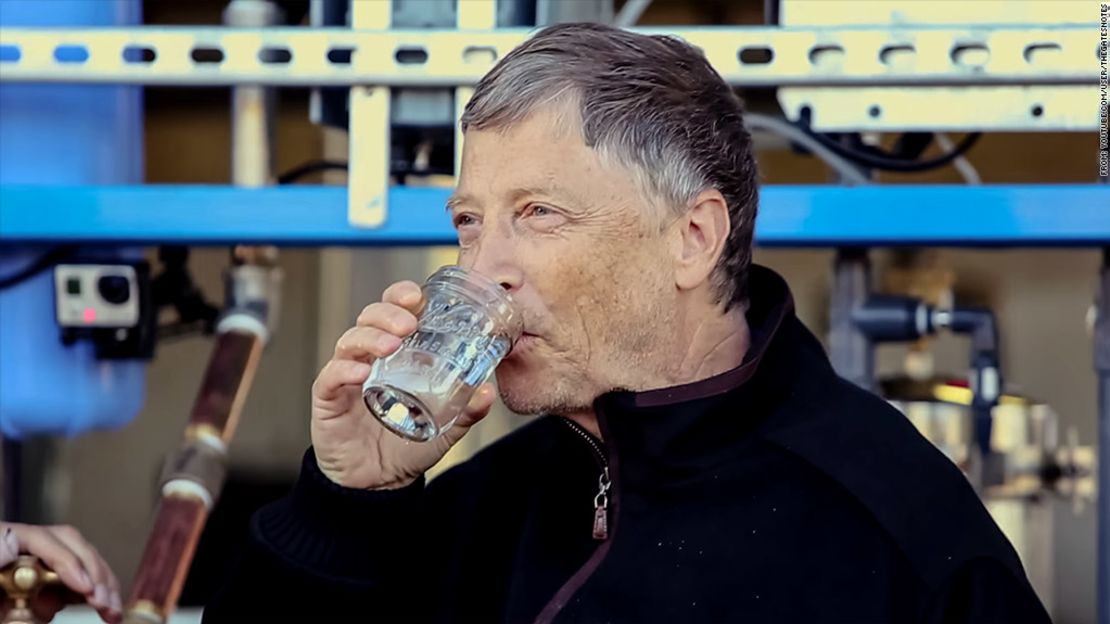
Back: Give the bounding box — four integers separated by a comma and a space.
0, 522, 121, 623
311, 280, 496, 490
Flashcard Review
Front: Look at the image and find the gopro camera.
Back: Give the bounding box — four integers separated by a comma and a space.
55, 264, 140, 328
54, 263, 155, 359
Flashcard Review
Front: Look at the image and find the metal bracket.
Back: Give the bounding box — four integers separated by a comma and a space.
348, 85, 391, 227
778, 85, 1094, 131
346, 2, 392, 228
455, 0, 497, 177
776, 0, 1099, 130
0, 25, 1094, 90
1, 21, 1098, 228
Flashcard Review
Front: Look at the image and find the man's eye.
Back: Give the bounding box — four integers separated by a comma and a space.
527, 204, 554, 217
454, 214, 478, 227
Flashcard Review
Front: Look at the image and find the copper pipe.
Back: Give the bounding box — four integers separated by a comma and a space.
124, 2, 279, 618
122, 1, 279, 619
123, 330, 263, 624
188, 331, 264, 440
124, 497, 207, 624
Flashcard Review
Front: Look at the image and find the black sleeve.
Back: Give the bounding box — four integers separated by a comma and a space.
202, 448, 432, 623
923, 557, 1052, 624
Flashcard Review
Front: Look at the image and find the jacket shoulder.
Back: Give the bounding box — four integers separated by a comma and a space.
761, 357, 1027, 593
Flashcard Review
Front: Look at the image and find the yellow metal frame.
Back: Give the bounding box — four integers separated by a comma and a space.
0, 26, 1095, 87
0, 21, 1099, 228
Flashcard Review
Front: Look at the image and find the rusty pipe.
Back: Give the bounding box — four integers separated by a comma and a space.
122, 256, 281, 623
123, 323, 266, 624
123, 244, 281, 624
125, 3, 281, 620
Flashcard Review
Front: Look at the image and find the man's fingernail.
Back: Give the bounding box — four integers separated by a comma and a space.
77, 569, 92, 591
93, 584, 108, 606
110, 591, 122, 611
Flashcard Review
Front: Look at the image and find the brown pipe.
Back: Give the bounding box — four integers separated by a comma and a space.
123, 330, 263, 624
127, 0, 280, 617
124, 497, 207, 624
188, 331, 265, 440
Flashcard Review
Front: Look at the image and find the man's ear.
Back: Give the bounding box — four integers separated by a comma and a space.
672, 189, 731, 292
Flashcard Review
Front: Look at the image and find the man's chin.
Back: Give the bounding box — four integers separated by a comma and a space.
494, 365, 544, 414
494, 363, 592, 416
495, 360, 560, 415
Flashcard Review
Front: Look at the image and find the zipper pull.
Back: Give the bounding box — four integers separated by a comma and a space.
592, 467, 611, 540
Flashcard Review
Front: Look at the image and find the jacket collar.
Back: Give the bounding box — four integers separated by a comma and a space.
591, 265, 807, 490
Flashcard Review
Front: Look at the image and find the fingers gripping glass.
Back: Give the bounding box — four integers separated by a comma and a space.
363, 267, 522, 442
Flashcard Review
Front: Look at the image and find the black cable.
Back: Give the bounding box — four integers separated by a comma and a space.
889, 132, 935, 161
793, 108, 981, 173
276, 160, 348, 184
150, 246, 220, 342
157, 320, 213, 342
0, 246, 76, 291
803, 128, 981, 173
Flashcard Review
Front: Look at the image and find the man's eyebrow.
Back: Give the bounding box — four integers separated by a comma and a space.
445, 187, 581, 212
509, 185, 581, 208
445, 194, 471, 212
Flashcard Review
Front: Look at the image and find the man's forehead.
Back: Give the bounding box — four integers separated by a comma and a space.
455, 134, 595, 208
464, 100, 584, 154
453, 100, 645, 212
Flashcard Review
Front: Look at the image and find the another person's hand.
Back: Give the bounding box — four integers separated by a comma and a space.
311, 280, 496, 490
0, 522, 122, 623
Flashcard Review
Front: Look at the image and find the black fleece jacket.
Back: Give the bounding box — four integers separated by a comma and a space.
203, 266, 1050, 624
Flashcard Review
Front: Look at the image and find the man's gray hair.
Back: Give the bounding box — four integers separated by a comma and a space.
461, 22, 759, 310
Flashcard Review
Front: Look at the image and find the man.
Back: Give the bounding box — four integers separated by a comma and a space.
205, 23, 1049, 623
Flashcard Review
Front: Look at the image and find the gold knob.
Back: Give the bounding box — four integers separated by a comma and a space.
11, 567, 36, 592
1, 555, 82, 624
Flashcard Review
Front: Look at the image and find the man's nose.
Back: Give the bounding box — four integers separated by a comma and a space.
459, 233, 522, 292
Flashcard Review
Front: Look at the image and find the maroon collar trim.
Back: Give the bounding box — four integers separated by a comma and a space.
626, 266, 794, 409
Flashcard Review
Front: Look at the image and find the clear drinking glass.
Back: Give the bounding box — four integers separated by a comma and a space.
363, 266, 522, 442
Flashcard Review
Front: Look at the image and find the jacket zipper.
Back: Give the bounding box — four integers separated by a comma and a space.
535, 415, 619, 624
559, 418, 611, 540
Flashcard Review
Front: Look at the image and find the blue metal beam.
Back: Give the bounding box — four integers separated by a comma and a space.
0, 184, 1107, 247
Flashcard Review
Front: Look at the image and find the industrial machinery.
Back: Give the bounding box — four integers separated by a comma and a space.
0, 0, 1107, 622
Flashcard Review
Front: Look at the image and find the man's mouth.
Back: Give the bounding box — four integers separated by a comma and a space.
508, 332, 540, 357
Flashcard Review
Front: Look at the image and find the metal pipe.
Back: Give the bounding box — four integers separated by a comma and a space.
123, 3, 280, 622
746, 114, 870, 186
1095, 247, 1109, 624
123, 328, 265, 624
122, 256, 282, 624
227, 0, 280, 189
124, 253, 280, 624
852, 294, 934, 342
612, 0, 651, 27
950, 310, 1001, 449
829, 249, 874, 391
